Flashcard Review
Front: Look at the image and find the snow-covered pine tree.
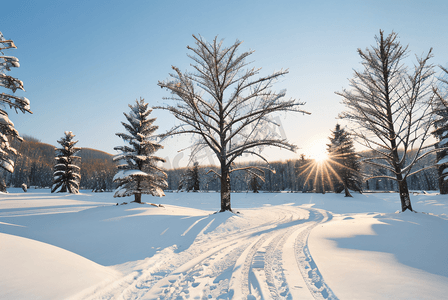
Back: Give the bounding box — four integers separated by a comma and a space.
178, 162, 200, 192
113, 98, 167, 203
432, 66, 448, 194
51, 131, 81, 193
0, 32, 32, 191
327, 124, 362, 197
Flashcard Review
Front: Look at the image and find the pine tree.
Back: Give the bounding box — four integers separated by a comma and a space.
0, 32, 32, 191
178, 162, 200, 192
327, 124, 362, 197
113, 98, 167, 203
432, 66, 448, 194
248, 173, 261, 193
51, 131, 81, 193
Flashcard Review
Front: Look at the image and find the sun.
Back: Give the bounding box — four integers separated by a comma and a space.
307, 138, 329, 163
313, 150, 328, 163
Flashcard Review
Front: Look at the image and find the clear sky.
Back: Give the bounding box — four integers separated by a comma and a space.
2, 0, 448, 168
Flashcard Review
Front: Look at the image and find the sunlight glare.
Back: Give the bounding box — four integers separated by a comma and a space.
308, 138, 329, 163
313, 150, 328, 162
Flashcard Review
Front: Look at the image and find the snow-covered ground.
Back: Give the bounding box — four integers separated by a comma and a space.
0, 189, 447, 299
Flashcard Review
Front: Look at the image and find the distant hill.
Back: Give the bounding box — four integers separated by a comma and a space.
2, 136, 116, 190
15, 135, 114, 163
79, 148, 114, 161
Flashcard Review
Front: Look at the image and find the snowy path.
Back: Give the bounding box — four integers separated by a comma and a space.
82, 206, 338, 300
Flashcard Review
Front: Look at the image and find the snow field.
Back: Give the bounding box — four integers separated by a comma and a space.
309, 211, 448, 299
0, 232, 120, 299
0, 189, 447, 299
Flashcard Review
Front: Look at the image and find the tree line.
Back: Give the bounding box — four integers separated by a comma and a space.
0, 133, 439, 194
166, 151, 438, 194
1, 31, 448, 213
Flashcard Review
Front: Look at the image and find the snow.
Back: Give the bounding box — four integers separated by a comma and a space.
0, 159, 14, 173
0, 112, 14, 126
113, 169, 148, 181
439, 137, 448, 147
309, 212, 448, 299
0, 233, 120, 300
437, 155, 448, 165
0, 189, 447, 299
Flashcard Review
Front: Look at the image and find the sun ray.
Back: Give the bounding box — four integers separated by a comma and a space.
296, 152, 360, 193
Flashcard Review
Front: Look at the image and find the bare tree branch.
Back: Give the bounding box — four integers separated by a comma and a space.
157, 35, 309, 211
337, 30, 435, 212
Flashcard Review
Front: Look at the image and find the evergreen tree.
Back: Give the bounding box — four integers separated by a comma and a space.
248, 173, 261, 193
51, 131, 81, 193
113, 98, 167, 203
178, 162, 200, 192
327, 124, 362, 197
0, 32, 32, 191
432, 66, 448, 194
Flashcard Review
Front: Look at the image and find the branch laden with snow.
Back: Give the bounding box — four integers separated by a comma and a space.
113, 98, 167, 202
431, 65, 448, 193
0, 32, 31, 180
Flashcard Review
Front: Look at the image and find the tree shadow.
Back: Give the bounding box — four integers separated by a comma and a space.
332, 212, 448, 277
0, 203, 233, 266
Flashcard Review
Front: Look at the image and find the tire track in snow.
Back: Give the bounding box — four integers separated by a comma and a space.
294, 209, 338, 300
238, 208, 334, 299
261, 221, 307, 298
82, 206, 337, 300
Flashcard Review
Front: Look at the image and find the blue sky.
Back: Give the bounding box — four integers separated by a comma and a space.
2, 0, 448, 168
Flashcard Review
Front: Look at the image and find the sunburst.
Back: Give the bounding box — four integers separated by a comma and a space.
297, 152, 351, 193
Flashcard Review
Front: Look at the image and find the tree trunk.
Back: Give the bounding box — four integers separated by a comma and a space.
220, 166, 231, 212
134, 193, 142, 203
134, 177, 142, 203
438, 165, 448, 194
398, 179, 412, 212
344, 185, 352, 197
343, 169, 352, 197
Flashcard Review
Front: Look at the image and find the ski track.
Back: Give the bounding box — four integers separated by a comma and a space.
82, 206, 337, 300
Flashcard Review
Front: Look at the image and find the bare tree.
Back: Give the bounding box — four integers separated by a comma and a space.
157, 35, 309, 212
337, 30, 436, 212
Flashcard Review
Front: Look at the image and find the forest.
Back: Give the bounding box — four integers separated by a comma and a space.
1, 30, 447, 212
167, 152, 439, 193
0, 135, 439, 193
